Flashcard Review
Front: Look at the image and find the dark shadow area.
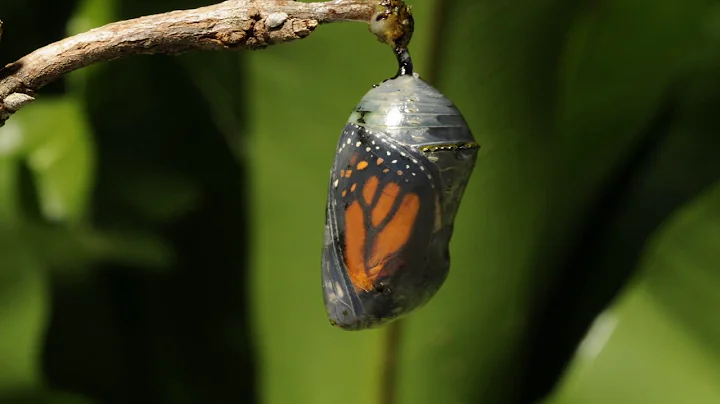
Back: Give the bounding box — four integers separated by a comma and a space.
0, 0, 79, 94
41, 49, 255, 404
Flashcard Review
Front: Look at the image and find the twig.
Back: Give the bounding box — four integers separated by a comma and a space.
0, 0, 377, 127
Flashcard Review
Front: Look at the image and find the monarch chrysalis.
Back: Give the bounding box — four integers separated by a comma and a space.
320, 2, 479, 330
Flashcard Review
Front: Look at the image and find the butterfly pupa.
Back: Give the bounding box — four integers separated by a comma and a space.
321, 6, 479, 330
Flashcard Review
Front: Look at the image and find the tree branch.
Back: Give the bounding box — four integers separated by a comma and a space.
0, 0, 377, 127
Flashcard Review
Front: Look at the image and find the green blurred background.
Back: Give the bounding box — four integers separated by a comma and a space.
1, 0, 720, 403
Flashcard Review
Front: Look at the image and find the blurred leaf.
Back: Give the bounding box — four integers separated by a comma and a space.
556, 0, 715, 189
65, 0, 117, 91
524, 43, 720, 400
67, 0, 115, 34
0, 390, 94, 404
546, 182, 720, 404
533, 54, 720, 400
24, 223, 174, 273
0, 232, 48, 394
106, 159, 202, 224
0, 157, 21, 223
9, 97, 95, 223
1, 97, 173, 272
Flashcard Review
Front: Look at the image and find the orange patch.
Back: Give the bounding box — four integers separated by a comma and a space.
363, 176, 379, 205
376, 158, 384, 165
345, 170, 353, 178
383, 168, 390, 173
340, 169, 345, 177
368, 193, 420, 276
342, 176, 422, 292
350, 153, 358, 165
357, 161, 369, 170
342, 190, 347, 197
344, 201, 372, 291
372, 183, 400, 227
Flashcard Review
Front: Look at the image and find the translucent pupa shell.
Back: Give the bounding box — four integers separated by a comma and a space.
321, 73, 479, 330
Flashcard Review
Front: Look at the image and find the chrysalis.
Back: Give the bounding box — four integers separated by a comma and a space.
320, 1, 479, 330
